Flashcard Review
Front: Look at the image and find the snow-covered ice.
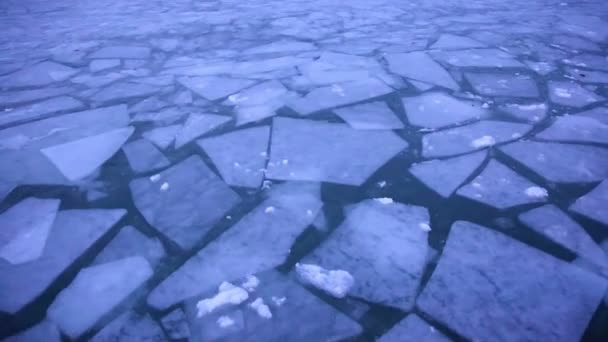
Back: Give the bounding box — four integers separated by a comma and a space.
295, 263, 354, 298
197, 282, 249, 317
401, 92, 487, 129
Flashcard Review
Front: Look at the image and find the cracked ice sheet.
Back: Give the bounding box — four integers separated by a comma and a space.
548, 81, 605, 107
92, 225, 166, 268
422, 120, 532, 158
185, 271, 362, 342
266, 117, 407, 186
418, 221, 608, 342
122, 139, 170, 173
536, 115, 608, 144
457, 160, 547, 209
47, 257, 153, 339
0, 61, 78, 88
570, 180, 608, 227
147, 182, 322, 310
500, 140, 608, 183
498, 103, 548, 123
0, 208, 125, 314
465, 73, 539, 98
174, 113, 231, 149
287, 78, 394, 115
410, 151, 486, 198
223, 80, 296, 126
333, 101, 404, 130
401, 92, 487, 129
197, 126, 269, 188
0, 198, 60, 265
301, 199, 430, 310
92, 311, 166, 341
430, 34, 485, 50
178, 76, 256, 101
519, 205, 608, 268
0, 96, 84, 127
385, 51, 459, 90
0, 86, 76, 107
430, 49, 526, 68
130, 156, 240, 250
379, 314, 451, 342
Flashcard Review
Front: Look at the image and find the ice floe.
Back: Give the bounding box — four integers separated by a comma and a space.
570, 180, 608, 226
401, 92, 487, 129
122, 139, 170, 173
379, 314, 450, 342
333, 101, 404, 130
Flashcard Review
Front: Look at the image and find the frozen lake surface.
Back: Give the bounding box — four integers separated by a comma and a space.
0, 0, 608, 340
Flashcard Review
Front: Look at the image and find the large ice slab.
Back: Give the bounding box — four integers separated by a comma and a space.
0, 96, 84, 127
266, 118, 407, 185
47, 256, 153, 338
0, 61, 78, 87
185, 271, 362, 342
178, 76, 256, 101
174, 113, 231, 149
520, 205, 607, 267
548, 81, 605, 107
4, 320, 61, 342
332, 101, 404, 130
465, 73, 539, 98
0, 208, 125, 313
536, 115, 608, 144
147, 183, 321, 310
287, 78, 394, 115
379, 314, 451, 342
41, 127, 134, 181
130, 156, 240, 250
0, 105, 129, 151
500, 141, 608, 183
302, 199, 430, 310
457, 160, 547, 209
224, 80, 295, 125
431, 34, 485, 50
401, 92, 487, 129
91, 82, 160, 103
418, 221, 608, 342
570, 180, 608, 226
91, 311, 166, 341
198, 126, 269, 188
122, 139, 170, 173
410, 151, 486, 198
498, 103, 548, 123
0, 198, 60, 265
431, 49, 525, 68
89, 45, 151, 59
93, 225, 166, 268
422, 120, 531, 158
385, 51, 459, 90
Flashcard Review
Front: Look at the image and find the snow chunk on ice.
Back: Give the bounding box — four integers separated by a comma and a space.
266, 117, 407, 185
41, 127, 134, 181
385, 51, 459, 90
422, 120, 531, 158
249, 297, 272, 319
217, 316, 235, 328
417, 221, 608, 342
457, 160, 547, 209
374, 197, 394, 205
130, 156, 240, 249
379, 314, 450, 342
401, 92, 487, 129
570, 180, 608, 226
410, 151, 486, 198
470, 135, 496, 148
197, 126, 270, 188
197, 282, 249, 317
500, 141, 608, 183
147, 183, 321, 310
241, 275, 260, 292
525, 186, 548, 199
47, 257, 153, 338
333, 101, 404, 130
301, 200, 430, 310
296, 263, 354, 298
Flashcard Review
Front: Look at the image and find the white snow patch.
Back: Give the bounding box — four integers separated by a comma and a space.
196, 282, 249, 317
149, 174, 161, 182
271, 296, 286, 307
160, 182, 170, 192
295, 263, 354, 298
264, 206, 275, 214
554, 88, 572, 98
525, 186, 548, 199
470, 135, 496, 148
217, 316, 235, 328
241, 275, 260, 292
419, 223, 432, 232
374, 197, 394, 205
249, 298, 272, 319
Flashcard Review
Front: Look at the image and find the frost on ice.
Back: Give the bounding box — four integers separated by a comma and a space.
196, 282, 249, 317
295, 263, 354, 298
